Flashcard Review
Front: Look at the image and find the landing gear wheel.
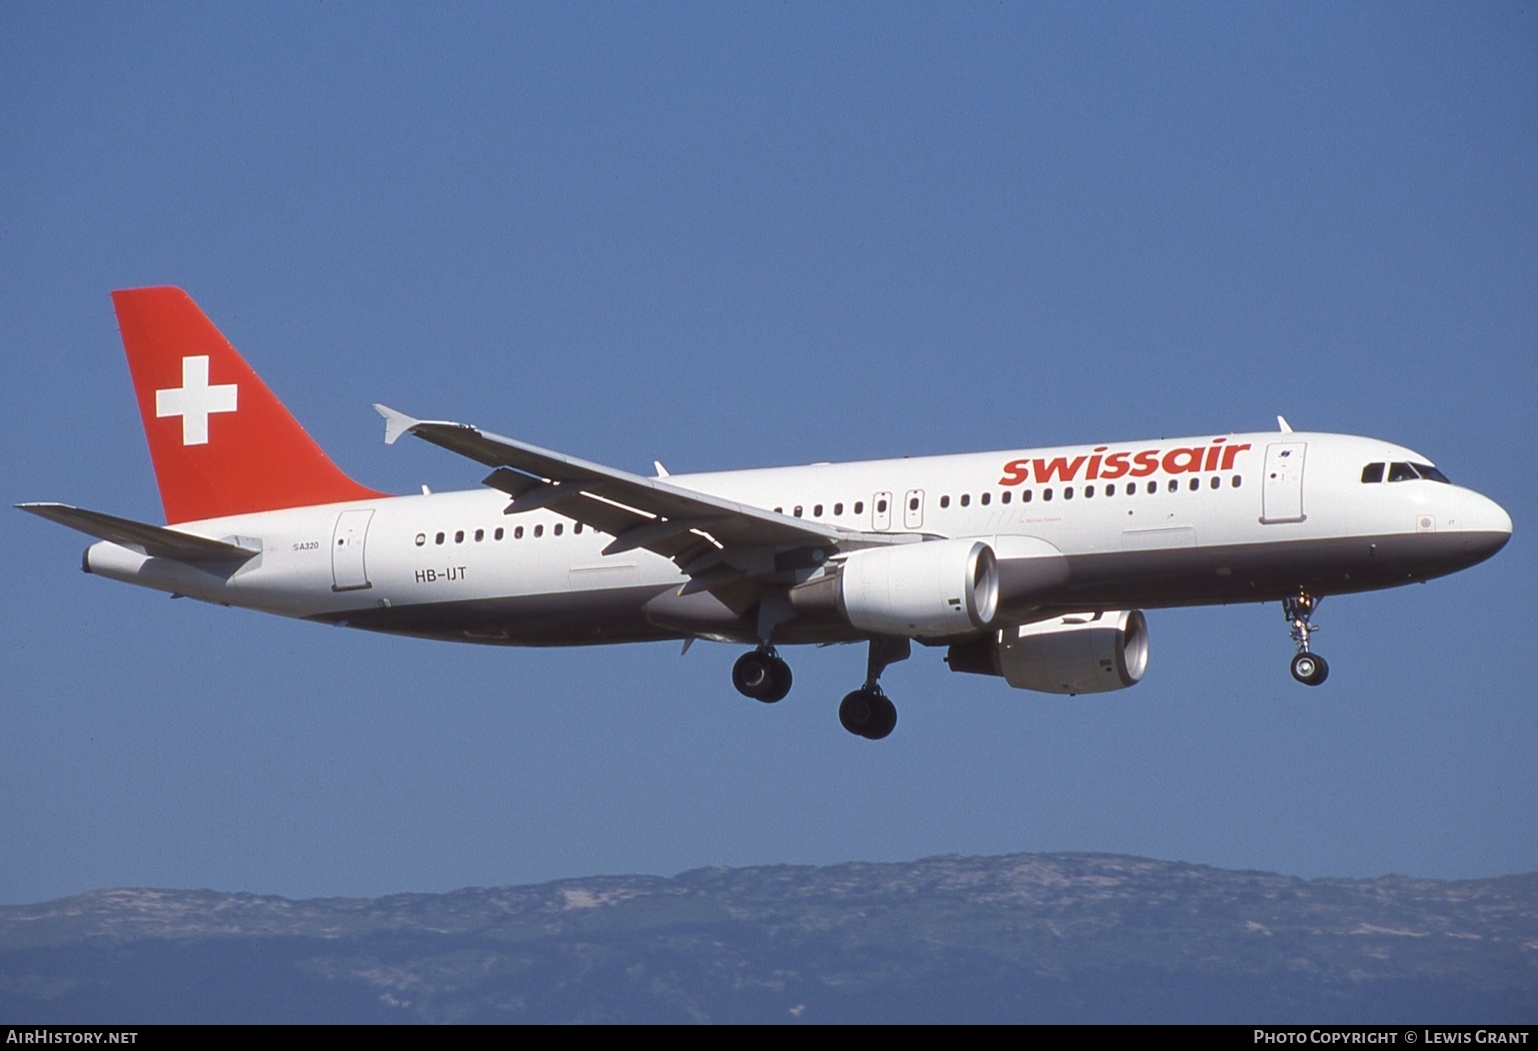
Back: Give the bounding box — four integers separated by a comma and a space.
763, 657, 793, 703
1290, 651, 1329, 686
1282, 592, 1328, 687
733, 650, 793, 702
839, 688, 897, 740
733, 651, 772, 699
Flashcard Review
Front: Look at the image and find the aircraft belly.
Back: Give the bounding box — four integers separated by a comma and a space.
1035, 530, 1503, 613
314, 583, 677, 645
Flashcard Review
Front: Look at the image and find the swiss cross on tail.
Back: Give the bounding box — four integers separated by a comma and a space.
113, 287, 384, 524
156, 355, 238, 445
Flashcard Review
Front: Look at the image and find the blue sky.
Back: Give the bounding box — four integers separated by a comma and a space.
3, 3, 1534, 904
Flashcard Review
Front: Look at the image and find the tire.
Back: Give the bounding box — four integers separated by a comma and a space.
760, 657, 793, 703
839, 689, 875, 736
839, 688, 896, 739
1290, 652, 1329, 686
733, 651, 774, 699
863, 693, 897, 740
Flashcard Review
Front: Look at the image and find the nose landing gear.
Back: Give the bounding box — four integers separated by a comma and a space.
1283, 593, 1329, 686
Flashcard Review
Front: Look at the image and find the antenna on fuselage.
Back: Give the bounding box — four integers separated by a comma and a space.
1277, 415, 1294, 433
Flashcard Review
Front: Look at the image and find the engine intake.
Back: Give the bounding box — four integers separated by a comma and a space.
791, 538, 999, 638
947, 610, 1149, 694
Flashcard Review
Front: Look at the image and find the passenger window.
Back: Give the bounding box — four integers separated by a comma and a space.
1168, 480, 1178, 493
554, 523, 563, 536
1084, 485, 1095, 498
1210, 476, 1220, 489
1064, 486, 1074, 499
1023, 490, 1033, 503
415, 533, 426, 547
854, 501, 864, 514
794, 506, 803, 517
1189, 478, 1200, 491
515, 526, 524, 539
1231, 475, 1242, 488
940, 495, 950, 509
980, 492, 991, 506
454, 530, 465, 543
960, 494, 970, 507
574, 522, 583, 534
1361, 462, 1385, 484
1126, 483, 1135, 496
814, 504, 824, 517
834, 503, 844, 515
435, 532, 445, 545
534, 524, 543, 538
474, 528, 484, 542
1001, 491, 1011, 505
1146, 481, 1157, 494
1043, 488, 1054, 502
495, 527, 504, 540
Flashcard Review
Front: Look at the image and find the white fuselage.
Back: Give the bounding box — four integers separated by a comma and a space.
82, 430, 1512, 647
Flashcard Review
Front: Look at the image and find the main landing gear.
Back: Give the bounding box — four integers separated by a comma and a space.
1283, 592, 1329, 686
732, 646, 793, 703
729, 636, 910, 739
838, 637, 909, 741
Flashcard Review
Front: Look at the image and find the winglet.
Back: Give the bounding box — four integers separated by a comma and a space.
374, 404, 420, 446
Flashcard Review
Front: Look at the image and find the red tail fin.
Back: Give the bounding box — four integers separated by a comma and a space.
113, 287, 385, 524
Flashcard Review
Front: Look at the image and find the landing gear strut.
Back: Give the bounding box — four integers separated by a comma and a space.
732, 646, 793, 703
839, 637, 909, 740
1283, 592, 1329, 686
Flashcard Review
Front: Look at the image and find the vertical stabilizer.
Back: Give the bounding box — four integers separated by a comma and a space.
112, 287, 384, 524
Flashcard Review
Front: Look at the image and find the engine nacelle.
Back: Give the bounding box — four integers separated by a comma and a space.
947, 610, 1149, 694
793, 538, 999, 637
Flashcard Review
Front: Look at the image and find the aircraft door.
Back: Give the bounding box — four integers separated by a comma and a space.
873, 491, 893, 531
904, 489, 925, 530
1261, 442, 1307, 524
331, 508, 375, 591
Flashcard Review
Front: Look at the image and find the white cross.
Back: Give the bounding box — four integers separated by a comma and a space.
156, 356, 238, 446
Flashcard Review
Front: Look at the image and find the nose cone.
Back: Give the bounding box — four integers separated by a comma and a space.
1456, 490, 1513, 564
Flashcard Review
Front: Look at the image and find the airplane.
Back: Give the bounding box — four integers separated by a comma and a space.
20, 287, 1513, 740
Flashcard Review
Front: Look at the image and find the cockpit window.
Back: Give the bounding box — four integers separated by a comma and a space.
1381, 461, 1451, 483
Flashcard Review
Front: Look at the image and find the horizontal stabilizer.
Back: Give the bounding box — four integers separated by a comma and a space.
17, 503, 260, 562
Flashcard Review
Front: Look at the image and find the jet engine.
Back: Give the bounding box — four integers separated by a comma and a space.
790, 538, 999, 637
946, 610, 1149, 694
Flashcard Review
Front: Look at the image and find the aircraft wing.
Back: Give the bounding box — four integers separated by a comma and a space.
375, 406, 884, 577
17, 503, 259, 562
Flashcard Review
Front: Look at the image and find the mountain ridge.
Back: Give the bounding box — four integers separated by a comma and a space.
4, 852, 1534, 1023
